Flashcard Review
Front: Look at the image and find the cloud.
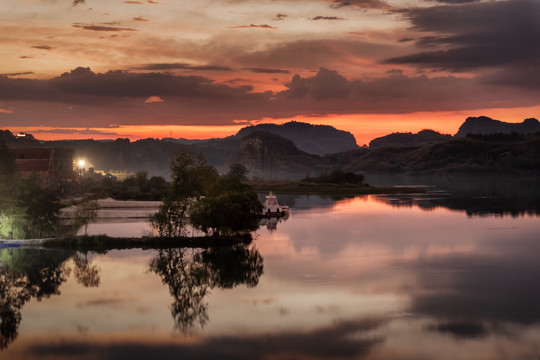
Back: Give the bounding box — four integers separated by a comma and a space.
273, 13, 288, 21
29, 128, 122, 136
72, 23, 138, 32
133, 63, 232, 71
0, 72, 34, 77
229, 24, 277, 30
31, 45, 53, 51
147, 0, 159, 3
124, 0, 144, 4
281, 68, 350, 100
246, 68, 290, 74
327, 0, 390, 9
133, 17, 149, 22
1, 66, 539, 128
0, 106, 13, 114
144, 96, 164, 103
72, 0, 85, 6
384, 0, 540, 87
0, 67, 256, 103
309, 16, 346, 20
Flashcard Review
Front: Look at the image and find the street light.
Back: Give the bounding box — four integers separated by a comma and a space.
77, 159, 85, 176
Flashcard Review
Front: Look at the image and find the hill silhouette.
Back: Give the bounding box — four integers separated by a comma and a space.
369, 129, 451, 148
235, 121, 359, 155
455, 116, 540, 137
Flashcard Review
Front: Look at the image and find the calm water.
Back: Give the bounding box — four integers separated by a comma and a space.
1, 189, 539, 359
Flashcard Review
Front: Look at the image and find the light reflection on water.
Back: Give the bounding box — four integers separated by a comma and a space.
1, 194, 539, 360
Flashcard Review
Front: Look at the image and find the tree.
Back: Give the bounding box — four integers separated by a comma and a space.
75, 200, 99, 236
190, 176, 262, 236
227, 163, 249, 181
0, 140, 18, 237
15, 175, 61, 238
150, 149, 217, 237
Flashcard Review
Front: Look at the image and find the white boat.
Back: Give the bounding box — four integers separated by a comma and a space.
263, 191, 289, 217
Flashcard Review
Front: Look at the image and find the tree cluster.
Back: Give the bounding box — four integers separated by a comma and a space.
150, 150, 262, 237
301, 169, 365, 185
0, 141, 62, 239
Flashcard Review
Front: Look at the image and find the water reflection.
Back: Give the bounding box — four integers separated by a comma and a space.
148, 245, 263, 333
0, 249, 73, 349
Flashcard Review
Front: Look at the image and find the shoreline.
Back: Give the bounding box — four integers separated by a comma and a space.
0, 234, 253, 251
248, 181, 425, 195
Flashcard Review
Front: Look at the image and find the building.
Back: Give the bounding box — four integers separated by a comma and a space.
11, 147, 75, 187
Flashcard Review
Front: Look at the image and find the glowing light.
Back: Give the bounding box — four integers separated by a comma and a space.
78, 160, 85, 167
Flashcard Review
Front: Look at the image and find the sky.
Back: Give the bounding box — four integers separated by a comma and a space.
1, 0, 539, 145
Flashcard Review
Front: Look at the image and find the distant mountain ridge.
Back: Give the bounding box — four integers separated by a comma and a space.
455, 116, 540, 137
235, 121, 359, 155
369, 129, 451, 148
2, 116, 540, 178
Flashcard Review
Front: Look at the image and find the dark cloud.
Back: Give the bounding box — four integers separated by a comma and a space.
246, 68, 290, 74
133, 17, 149, 22
0, 67, 255, 103
397, 37, 413, 43
124, 0, 144, 4
428, 321, 488, 340
310, 16, 346, 20
0, 72, 34, 77
72, 0, 85, 6
229, 24, 277, 30
23, 319, 384, 360
281, 68, 350, 100
133, 63, 232, 71
72, 23, 138, 32
273, 13, 288, 20
1, 67, 539, 128
31, 45, 53, 51
327, 0, 389, 9
385, 0, 540, 87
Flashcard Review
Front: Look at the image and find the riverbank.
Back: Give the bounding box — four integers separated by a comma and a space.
0, 233, 253, 251
247, 180, 425, 195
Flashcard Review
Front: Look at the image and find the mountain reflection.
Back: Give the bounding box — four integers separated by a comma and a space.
148, 244, 263, 333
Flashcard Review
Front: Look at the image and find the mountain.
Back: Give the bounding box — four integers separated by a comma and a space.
235, 121, 359, 155
369, 129, 451, 148
343, 133, 540, 175
455, 116, 540, 137
228, 131, 324, 179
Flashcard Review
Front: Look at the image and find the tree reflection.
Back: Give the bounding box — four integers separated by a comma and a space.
148, 245, 263, 333
0, 249, 75, 350
73, 252, 101, 288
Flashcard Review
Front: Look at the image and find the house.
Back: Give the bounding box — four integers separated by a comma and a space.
11, 147, 75, 187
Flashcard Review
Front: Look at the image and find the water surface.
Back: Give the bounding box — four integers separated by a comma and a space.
1, 192, 539, 359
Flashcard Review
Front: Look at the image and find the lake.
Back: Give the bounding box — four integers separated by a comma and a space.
1, 181, 539, 360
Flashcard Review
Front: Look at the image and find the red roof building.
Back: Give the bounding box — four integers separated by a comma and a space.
11, 148, 75, 182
